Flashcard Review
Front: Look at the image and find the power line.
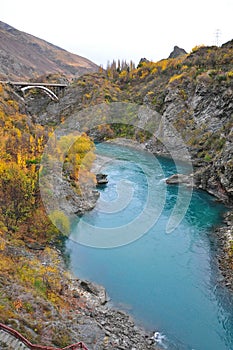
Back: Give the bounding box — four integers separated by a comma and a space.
215, 29, 221, 46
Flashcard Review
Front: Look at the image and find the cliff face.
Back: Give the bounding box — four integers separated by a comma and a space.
160, 75, 233, 203
0, 21, 98, 80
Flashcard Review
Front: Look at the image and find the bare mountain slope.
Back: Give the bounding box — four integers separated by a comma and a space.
0, 21, 98, 80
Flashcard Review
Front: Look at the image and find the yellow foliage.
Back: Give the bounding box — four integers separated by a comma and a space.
43, 246, 61, 264
60, 133, 96, 181
0, 110, 5, 120
0, 161, 35, 228
0, 255, 14, 272
7, 99, 19, 111
0, 237, 6, 251
192, 45, 205, 52
140, 69, 149, 79
17, 153, 26, 167
16, 250, 62, 299
159, 59, 169, 71
36, 136, 44, 153
119, 70, 128, 79
151, 67, 158, 74
169, 73, 184, 83
0, 220, 7, 236
47, 291, 61, 304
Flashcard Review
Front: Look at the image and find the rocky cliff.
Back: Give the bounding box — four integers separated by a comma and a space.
159, 68, 233, 204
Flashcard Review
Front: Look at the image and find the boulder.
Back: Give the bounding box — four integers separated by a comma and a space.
80, 280, 108, 305
96, 173, 108, 185
166, 173, 194, 187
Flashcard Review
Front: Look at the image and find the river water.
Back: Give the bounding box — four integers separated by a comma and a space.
66, 142, 233, 350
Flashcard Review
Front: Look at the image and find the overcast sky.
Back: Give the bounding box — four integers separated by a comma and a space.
1, 0, 233, 67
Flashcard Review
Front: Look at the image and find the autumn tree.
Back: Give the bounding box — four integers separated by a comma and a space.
60, 133, 96, 182
0, 162, 34, 230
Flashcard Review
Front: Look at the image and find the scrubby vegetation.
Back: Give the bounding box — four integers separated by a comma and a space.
0, 83, 97, 346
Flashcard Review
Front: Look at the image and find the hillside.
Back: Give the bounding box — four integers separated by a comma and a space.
0, 21, 99, 80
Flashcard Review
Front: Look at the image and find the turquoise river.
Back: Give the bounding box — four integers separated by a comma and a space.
66, 142, 233, 350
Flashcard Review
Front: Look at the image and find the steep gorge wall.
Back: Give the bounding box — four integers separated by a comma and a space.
160, 78, 233, 204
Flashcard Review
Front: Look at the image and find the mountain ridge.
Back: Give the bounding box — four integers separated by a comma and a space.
0, 21, 99, 80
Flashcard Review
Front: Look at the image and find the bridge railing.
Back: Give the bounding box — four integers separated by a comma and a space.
0, 323, 89, 350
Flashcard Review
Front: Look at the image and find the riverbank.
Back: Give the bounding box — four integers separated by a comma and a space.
0, 239, 160, 350
214, 211, 233, 292
56, 276, 160, 350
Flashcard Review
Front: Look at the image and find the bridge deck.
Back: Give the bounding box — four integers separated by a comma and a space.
0, 81, 68, 87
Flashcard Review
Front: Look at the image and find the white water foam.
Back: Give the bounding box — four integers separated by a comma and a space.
152, 331, 167, 348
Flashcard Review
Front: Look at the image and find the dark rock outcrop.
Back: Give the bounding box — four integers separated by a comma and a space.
222, 39, 233, 48
137, 58, 150, 67
168, 46, 187, 58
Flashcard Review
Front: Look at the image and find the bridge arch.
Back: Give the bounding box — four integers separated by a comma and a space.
21, 85, 59, 101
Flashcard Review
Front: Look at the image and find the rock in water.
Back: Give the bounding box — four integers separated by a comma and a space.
96, 173, 108, 185
166, 173, 194, 187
